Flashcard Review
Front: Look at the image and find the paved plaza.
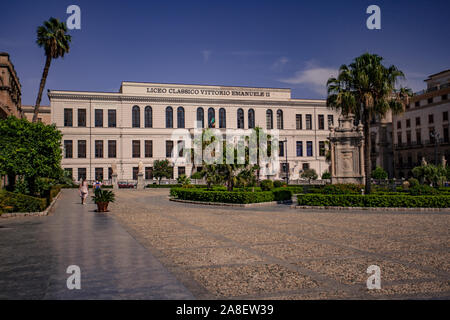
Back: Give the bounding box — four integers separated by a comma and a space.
112, 189, 450, 299
0, 188, 449, 299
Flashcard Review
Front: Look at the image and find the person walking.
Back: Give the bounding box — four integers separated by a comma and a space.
79, 179, 89, 204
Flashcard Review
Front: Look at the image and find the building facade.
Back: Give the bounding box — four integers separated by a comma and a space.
393, 70, 450, 178
22, 105, 51, 124
0, 52, 23, 119
49, 82, 339, 182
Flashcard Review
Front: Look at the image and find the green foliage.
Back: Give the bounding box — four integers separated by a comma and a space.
408, 185, 438, 196
284, 185, 304, 194
176, 174, 191, 186
91, 188, 115, 204
272, 188, 293, 201
297, 193, 450, 208
412, 164, 447, 186
371, 166, 388, 180
0, 116, 63, 195
153, 159, 173, 184
321, 171, 331, 179
260, 179, 274, 191
301, 169, 318, 181
170, 188, 274, 204
0, 190, 47, 213
322, 184, 363, 194
146, 184, 181, 188
14, 176, 29, 195
273, 180, 283, 188
190, 171, 203, 180
407, 178, 419, 188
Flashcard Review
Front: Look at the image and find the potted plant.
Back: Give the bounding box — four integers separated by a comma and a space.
92, 188, 115, 212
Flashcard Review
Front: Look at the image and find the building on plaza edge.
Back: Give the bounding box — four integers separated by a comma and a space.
49, 81, 340, 182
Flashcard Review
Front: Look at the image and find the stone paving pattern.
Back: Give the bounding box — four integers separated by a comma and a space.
111, 189, 450, 299
0, 189, 194, 299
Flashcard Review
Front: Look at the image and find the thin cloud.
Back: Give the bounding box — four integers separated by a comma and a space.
201, 50, 212, 63
279, 63, 338, 96
271, 56, 289, 71
230, 50, 276, 57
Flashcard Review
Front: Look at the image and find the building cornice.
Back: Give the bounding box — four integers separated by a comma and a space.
47, 92, 326, 107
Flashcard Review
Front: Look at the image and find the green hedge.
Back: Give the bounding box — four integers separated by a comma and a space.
272, 188, 293, 201
0, 190, 47, 213
170, 188, 275, 204
297, 194, 450, 208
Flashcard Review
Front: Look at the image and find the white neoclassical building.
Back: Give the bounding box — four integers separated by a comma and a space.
49, 82, 339, 182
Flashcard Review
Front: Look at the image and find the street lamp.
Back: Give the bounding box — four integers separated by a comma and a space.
430, 130, 440, 165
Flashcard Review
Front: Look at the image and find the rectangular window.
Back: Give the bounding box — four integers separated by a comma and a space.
296, 114, 302, 130
178, 166, 185, 177
327, 115, 334, 127
77, 109, 86, 127
306, 141, 313, 157
444, 126, 449, 143
397, 121, 401, 129
406, 119, 410, 128
429, 114, 434, 124
279, 141, 284, 157
443, 111, 448, 122
428, 97, 433, 104
145, 167, 153, 180
406, 131, 411, 145
108, 109, 116, 128
95, 168, 103, 181
166, 140, 174, 158
132, 140, 140, 158
95, 109, 103, 127
416, 130, 422, 144
318, 115, 325, 130
108, 167, 113, 180
177, 140, 184, 157
145, 140, 153, 158
319, 141, 325, 156
64, 168, 73, 179
296, 141, 303, 157
415, 101, 420, 107
302, 163, 309, 170
78, 140, 86, 158
133, 167, 139, 180
78, 168, 86, 181
397, 133, 402, 145
305, 114, 312, 130
108, 140, 116, 158
442, 94, 448, 101
64, 140, 73, 158
64, 108, 73, 127
267, 140, 272, 157
416, 117, 421, 126
95, 140, 103, 158
429, 128, 435, 143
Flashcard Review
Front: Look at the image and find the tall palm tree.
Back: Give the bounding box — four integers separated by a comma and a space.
33, 17, 71, 122
326, 53, 411, 194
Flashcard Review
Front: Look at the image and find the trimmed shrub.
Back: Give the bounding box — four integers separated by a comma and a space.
285, 185, 304, 194
0, 190, 47, 213
273, 180, 283, 188
297, 193, 450, 208
146, 184, 181, 188
170, 188, 274, 204
408, 185, 438, 196
260, 179, 274, 191
408, 178, 419, 188
322, 184, 363, 194
272, 188, 292, 201
321, 171, 331, 179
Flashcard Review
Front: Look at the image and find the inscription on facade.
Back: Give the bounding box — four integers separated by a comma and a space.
146, 87, 270, 97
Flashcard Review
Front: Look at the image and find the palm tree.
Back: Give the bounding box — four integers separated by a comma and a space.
33, 17, 72, 122
327, 53, 411, 194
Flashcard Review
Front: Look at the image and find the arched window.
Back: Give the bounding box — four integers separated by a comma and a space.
144, 106, 152, 128
248, 109, 255, 129
166, 106, 173, 128
277, 109, 283, 129
219, 108, 226, 128
237, 108, 244, 129
177, 107, 185, 128
208, 108, 215, 128
266, 110, 273, 129
196, 107, 204, 128
132, 105, 140, 128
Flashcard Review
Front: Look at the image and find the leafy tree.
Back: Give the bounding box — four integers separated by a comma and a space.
321, 171, 331, 179
153, 159, 173, 184
201, 165, 223, 190
327, 53, 411, 193
301, 169, 318, 181
0, 116, 62, 195
412, 164, 446, 186
33, 17, 72, 122
176, 174, 191, 186
371, 166, 388, 180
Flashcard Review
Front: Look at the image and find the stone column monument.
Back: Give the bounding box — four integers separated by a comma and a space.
137, 161, 145, 190
111, 162, 118, 190
329, 114, 365, 184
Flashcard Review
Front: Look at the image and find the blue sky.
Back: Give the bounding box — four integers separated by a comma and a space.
1, 0, 449, 105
